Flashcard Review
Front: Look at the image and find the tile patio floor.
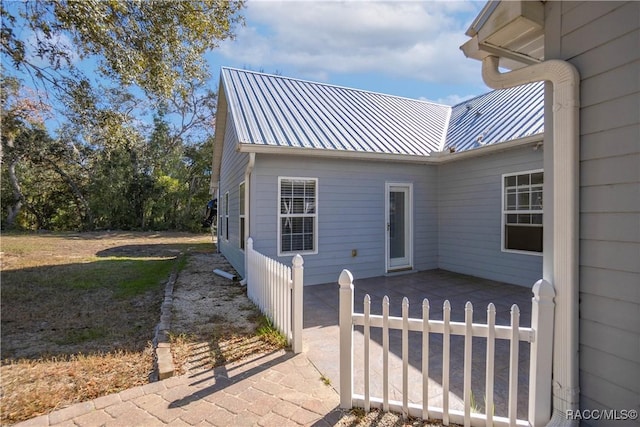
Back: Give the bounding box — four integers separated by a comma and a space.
303, 269, 535, 420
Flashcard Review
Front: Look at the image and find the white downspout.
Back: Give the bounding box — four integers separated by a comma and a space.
243, 152, 255, 281
481, 56, 580, 425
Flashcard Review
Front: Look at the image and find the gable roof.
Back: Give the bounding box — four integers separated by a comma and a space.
217, 67, 544, 159
221, 67, 450, 156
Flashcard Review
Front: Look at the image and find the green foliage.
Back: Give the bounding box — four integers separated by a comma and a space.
115, 258, 176, 298
256, 316, 288, 349
4, 256, 170, 293
2, 0, 244, 100
55, 327, 108, 345
2, 85, 216, 232
1, 1, 243, 232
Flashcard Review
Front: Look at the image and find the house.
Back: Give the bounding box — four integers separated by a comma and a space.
211, 1, 638, 424
211, 67, 545, 287
460, 0, 639, 424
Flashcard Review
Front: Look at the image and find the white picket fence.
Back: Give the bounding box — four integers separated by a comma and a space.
338, 269, 555, 427
246, 237, 303, 353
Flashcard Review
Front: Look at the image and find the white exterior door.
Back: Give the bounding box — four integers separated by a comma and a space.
386, 183, 412, 271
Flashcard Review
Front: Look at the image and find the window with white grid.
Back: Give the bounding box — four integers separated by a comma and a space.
278, 178, 317, 255
502, 170, 543, 254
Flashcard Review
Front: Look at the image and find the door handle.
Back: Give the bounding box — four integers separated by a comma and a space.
387, 223, 390, 231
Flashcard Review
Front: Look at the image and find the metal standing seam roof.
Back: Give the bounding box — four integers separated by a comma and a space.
445, 81, 544, 152
220, 67, 544, 157
221, 67, 451, 156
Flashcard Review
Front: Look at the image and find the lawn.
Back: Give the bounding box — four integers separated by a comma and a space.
0, 231, 213, 425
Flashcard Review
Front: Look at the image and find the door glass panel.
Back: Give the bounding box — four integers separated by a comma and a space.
389, 191, 405, 259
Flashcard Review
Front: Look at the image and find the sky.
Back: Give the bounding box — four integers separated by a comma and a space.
3, 0, 491, 133
205, 0, 489, 106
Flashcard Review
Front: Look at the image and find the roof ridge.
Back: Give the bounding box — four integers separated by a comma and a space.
220, 66, 451, 109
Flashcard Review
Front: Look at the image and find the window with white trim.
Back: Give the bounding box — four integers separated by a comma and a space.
224, 191, 229, 241
503, 170, 543, 253
278, 178, 317, 255
239, 182, 245, 250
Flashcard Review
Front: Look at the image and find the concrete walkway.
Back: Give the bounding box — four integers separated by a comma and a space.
16, 350, 343, 427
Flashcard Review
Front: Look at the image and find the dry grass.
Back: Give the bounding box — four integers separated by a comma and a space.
335, 409, 459, 427
1, 348, 154, 424
0, 231, 212, 425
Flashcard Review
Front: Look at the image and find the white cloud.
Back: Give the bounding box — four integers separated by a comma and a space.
431, 93, 478, 106
220, 0, 484, 85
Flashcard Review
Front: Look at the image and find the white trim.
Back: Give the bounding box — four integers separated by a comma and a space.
277, 177, 319, 257
239, 181, 246, 251
501, 169, 544, 256
385, 182, 413, 272
435, 134, 542, 163
235, 134, 542, 165
224, 191, 229, 242
243, 152, 255, 276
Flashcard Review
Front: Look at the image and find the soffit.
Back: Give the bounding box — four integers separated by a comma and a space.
463, 0, 545, 69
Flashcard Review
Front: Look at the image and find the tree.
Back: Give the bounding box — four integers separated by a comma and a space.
1, 76, 51, 228
1, 1, 242, 231
1, 0, 244, 100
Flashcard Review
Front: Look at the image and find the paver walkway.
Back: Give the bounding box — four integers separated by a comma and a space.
16, 350, 342, 427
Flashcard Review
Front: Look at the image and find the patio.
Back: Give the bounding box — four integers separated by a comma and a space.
303, 269, 535, 420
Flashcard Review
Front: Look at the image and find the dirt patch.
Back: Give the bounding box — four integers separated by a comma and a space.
172, 253, 256, 337
169, 251, 281, 375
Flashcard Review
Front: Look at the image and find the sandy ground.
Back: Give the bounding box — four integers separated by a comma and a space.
171, 252, 257, 337
169, 251, 280, 376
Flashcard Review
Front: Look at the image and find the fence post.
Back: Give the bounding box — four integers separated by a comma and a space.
339, 269, 354, 409
529, 279, 555, 427
291, 254, 304, 353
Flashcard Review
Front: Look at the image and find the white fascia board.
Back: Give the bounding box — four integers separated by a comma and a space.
236, 143, 440, 164
237, 133, 542, 165
435, 134, 543, 163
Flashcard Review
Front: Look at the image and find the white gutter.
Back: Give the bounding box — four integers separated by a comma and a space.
237, 143, 440, 164
236, 136, 541, 165
481, 56, 580, 425
433, 133, 542, 163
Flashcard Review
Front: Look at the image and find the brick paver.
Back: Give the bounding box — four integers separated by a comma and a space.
15, 350, 342, 427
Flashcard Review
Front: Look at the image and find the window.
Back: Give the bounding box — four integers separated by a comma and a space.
239, 182, 245, 250
502, 170, 543, 253
224, 191, 229, 241
278, 177, 317, 255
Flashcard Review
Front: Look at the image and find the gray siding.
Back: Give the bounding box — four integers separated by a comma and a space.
548, 1, 640, 420
438, 146, 544, 286
218, 110, 249, 277
249, 155, 438, 285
